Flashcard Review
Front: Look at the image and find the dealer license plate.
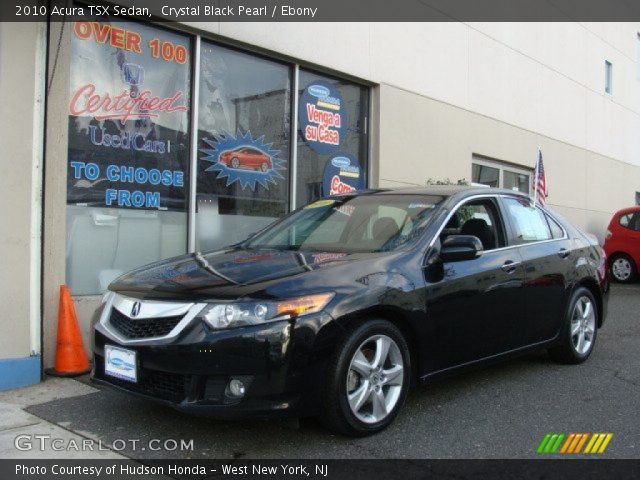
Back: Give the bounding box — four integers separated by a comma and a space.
104, 345, 137, 383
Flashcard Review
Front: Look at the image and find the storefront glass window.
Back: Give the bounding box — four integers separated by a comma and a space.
66, 20, 191, 294
472, 164, 499, 188
63, 23, 370, 295
472, 159, 531, 194
296, 69, 369, 208
503, 170, 530, 193
196, 42, 291, 251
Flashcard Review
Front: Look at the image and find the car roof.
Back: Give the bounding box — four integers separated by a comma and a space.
614, 206, 640, 216
354, 185, 530, 199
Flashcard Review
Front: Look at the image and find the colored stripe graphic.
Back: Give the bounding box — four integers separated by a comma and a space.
585, 433, 613, 454
598, 434, 613, 453
573, 433, 589, 453
537, 434, 552, 454
537, 433, 565, 454
538, 433, 613, 454
560, 433, 575, 453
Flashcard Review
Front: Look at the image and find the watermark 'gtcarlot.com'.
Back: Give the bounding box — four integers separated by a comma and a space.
14, 434, 194, 452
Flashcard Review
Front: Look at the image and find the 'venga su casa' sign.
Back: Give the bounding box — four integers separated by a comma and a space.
298, 81, 347, 155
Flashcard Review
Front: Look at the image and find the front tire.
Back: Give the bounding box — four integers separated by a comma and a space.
610, 254, 636, 283
319, 319, 411, 436
548, 287, 598, 364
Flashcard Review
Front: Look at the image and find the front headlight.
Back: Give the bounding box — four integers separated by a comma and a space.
199, 293, 334, 330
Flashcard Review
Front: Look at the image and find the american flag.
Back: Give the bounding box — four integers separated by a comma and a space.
533, 150, 548, 206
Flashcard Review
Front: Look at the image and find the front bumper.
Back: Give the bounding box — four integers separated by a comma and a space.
91, 302, 338, 418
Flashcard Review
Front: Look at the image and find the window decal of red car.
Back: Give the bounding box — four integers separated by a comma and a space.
219, 146, 273, 172
200, 130, 286, 191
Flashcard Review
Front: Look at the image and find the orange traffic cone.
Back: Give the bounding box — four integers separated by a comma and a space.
45, 285, 91, 377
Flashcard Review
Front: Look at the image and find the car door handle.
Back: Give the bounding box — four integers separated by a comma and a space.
501, 261, 521, 273
558, 248, 571, 259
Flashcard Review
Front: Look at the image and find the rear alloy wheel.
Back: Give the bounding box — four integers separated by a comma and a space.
261, 162, 269, 172
320, 320, 411, 436
548, 287, 598, 364
610, 254, 636, 283
569, 296, 596, 355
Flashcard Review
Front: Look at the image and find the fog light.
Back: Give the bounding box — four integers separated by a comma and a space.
228, 379, 246, 397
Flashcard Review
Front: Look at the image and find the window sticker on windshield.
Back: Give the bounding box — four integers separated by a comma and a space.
304, 199, 336, 209
408, 203, 433, 209
336, 205, 355, 216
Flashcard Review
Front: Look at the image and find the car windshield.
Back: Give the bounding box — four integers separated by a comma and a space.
245, 194, 445, 253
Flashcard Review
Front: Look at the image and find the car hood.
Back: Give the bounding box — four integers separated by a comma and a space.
109, 248, 400, 301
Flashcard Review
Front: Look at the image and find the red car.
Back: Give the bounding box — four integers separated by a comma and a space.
219, 147, 272, 172
603, 206, 640, 283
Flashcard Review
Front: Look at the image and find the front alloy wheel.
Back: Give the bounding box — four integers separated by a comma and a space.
320, 319, 411, 436
346, 335, 404, 424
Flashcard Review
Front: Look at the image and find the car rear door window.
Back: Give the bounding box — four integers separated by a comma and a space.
503, 197, 552, 244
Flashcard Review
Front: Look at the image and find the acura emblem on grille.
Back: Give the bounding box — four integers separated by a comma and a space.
130, 302, 141, 317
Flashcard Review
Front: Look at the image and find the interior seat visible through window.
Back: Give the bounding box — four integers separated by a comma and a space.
441, 199, 504, 251
460, 218, 496, 250
372, 217, 400, 243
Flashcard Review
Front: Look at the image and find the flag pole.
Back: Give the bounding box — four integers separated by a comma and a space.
533, 148, 540, 206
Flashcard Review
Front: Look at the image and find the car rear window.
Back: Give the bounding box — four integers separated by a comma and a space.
619, 214, 632, 227
546, 214, 565, 239
619, 213, 640, 231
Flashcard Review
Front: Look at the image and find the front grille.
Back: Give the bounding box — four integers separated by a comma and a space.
109, 308, 181, 339
95, 356, 188, 402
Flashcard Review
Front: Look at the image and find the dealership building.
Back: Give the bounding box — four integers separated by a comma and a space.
1, 18, 639, 389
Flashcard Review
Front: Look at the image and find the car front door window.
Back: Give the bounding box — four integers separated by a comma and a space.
441, 200, 505, 251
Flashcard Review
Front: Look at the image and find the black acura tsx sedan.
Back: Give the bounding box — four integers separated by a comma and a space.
91, 186, 609, 436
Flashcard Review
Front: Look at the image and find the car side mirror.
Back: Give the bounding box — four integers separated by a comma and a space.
440, 235, 483, 262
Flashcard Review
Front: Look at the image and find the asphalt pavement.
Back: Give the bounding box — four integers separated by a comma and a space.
17, 284, 640, 459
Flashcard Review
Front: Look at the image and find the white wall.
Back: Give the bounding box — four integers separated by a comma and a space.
198, 22, 640, 170
0, 22, 45, 360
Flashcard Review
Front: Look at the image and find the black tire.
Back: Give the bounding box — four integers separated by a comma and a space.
231, 157, 240, 169
261, 162, 269, 172
319, 319, 411, 436
548, 287, 598, 364
609, 253, 637, 283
